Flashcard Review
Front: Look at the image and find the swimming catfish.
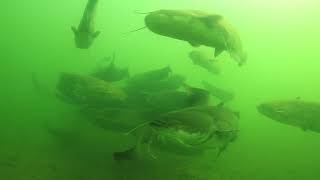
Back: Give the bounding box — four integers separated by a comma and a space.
111, 103, 239, 160
202, 81, 234, 102
72, 0, 100, 49
258, 99, 320, 133
189, 50, 220, 74
125, 66, 173, 93
144, 10, 247, 66
148, 104, 239, 157
112, 106, 218, 160
56, 72, 127, 106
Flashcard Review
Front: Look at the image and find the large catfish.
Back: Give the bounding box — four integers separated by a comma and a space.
258, 99, 320, 133
145, 10, 247, 66
72, 0, 100, 49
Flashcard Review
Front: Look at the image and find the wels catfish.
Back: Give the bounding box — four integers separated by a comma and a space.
56, 73, 127, 106
72, 0, 100, 49
257, 99, 320, 133
125, 66, 173, 93
149, 104, 239, 157
112, 104, 239, 160
189, 50, 220, 74
202, 80, 234, 102
145, 10, 247, 66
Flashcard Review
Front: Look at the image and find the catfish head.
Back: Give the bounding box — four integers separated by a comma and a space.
257, 100, 303, 126
72, 27, 100, 49
150, 106, 216, 140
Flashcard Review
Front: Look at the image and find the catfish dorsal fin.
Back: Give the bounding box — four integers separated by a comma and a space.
71, 26, 78, 34
199, 15, 223, 28
182, 83, 192, 93
214, 47, 224, 57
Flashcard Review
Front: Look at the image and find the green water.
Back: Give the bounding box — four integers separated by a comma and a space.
1, 0, 320, 179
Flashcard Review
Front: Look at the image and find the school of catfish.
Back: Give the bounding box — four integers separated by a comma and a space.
45, 0, 320, 163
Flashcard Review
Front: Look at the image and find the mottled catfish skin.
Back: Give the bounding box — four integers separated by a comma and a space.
258, 100, 320, 133
72, 0, 100, 49
145, 10, 247, 66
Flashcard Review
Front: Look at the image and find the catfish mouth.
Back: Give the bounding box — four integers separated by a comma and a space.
150, 117, 201, 134
257, 103, 284, 121
150, 119, 212, 146
257, 104, 273, 117
75, 37, 92, 49
74, 31, 94, 49
155, 127, 211, 147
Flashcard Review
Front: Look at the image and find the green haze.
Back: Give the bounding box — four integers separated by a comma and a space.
1, 0, 320, 179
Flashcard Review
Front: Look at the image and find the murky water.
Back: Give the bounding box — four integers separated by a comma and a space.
1, 0, 320, 179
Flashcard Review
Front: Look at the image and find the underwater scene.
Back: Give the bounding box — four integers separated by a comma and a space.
1, 0, 320, 179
